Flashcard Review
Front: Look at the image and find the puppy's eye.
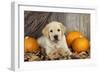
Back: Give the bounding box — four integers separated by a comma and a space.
57, 29, 60, 32
50, 30, 53, 32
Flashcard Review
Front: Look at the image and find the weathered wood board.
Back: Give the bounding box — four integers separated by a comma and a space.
24, 11, 90, 40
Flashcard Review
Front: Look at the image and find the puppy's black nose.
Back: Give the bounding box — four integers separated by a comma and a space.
54, 35, 58, 40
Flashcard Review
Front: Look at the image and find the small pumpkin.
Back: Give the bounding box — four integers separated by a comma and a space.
72, 37, 89, 53
66, 31, 84, 48
24, 36, 39, 53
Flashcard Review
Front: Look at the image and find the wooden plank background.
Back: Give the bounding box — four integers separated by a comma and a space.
24, 11, 90, 40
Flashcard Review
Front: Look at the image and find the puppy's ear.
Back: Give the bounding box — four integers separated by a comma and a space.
42, 25, 49, 37
59, 23, 66, 35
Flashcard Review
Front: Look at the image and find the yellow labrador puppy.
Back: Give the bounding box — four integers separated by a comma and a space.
38, 21, 72, 59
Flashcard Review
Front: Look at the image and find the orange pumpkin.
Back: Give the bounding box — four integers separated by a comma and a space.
66, 31, 84, 48
24, 36, 39, 53
72, 37, 89, 53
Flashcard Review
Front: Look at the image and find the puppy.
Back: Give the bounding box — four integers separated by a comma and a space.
38, 21, 72, 59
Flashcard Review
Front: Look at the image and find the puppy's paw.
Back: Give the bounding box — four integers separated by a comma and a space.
59, 48, 72, 57
47, 49, 61, 60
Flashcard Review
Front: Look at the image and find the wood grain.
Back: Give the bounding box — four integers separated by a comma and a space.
24, 11, 90, 39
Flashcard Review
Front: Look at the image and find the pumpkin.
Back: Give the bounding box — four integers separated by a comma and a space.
66, 31, 84, 48
24, 36, 39, 53
72, 37, 89, 53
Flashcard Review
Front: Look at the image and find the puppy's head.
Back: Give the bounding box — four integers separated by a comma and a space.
42, 21, 66, 42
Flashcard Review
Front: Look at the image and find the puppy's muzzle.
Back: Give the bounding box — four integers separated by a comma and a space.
54, 35, 58, 40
